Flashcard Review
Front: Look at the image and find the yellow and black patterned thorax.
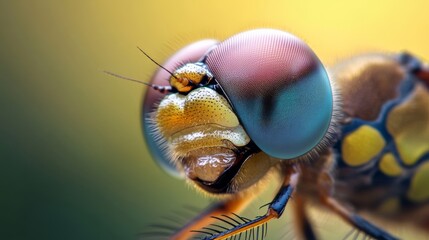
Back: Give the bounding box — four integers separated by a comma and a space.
331, 53, 429, 218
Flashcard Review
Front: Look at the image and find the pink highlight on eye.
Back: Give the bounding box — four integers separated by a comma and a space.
206, 29, 318, 98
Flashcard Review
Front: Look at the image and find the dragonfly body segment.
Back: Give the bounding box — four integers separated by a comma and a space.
332, 54, 429, 228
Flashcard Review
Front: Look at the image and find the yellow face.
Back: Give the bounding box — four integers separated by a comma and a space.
153, 87, 276, 194
169, 63, 214, 93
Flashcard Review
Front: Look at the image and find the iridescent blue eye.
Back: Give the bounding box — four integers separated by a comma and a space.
205, 29, 333, 159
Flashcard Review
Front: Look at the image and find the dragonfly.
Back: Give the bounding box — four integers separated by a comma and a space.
129, 28, 429, 239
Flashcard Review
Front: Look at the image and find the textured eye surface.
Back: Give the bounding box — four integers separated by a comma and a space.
206, 29, 333, 159
142, 39, 218, 177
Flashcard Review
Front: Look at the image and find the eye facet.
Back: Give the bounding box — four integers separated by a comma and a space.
205, 29, 333, 159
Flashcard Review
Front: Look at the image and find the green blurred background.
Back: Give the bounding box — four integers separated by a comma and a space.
1, 1, 428, 239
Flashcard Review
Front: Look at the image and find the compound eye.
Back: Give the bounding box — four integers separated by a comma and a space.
142, 39, 218, 177
206, 29, 333, 159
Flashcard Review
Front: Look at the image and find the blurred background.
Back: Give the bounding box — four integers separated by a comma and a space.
1, 1, 428, 239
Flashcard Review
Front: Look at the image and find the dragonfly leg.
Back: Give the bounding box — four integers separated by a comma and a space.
169, 195, 253, 240
293, 194, 317, 240
198, 172, 299, 240
321, 196, 399, 240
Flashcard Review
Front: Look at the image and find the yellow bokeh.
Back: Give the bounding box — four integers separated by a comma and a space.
1, 0, 428, 239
